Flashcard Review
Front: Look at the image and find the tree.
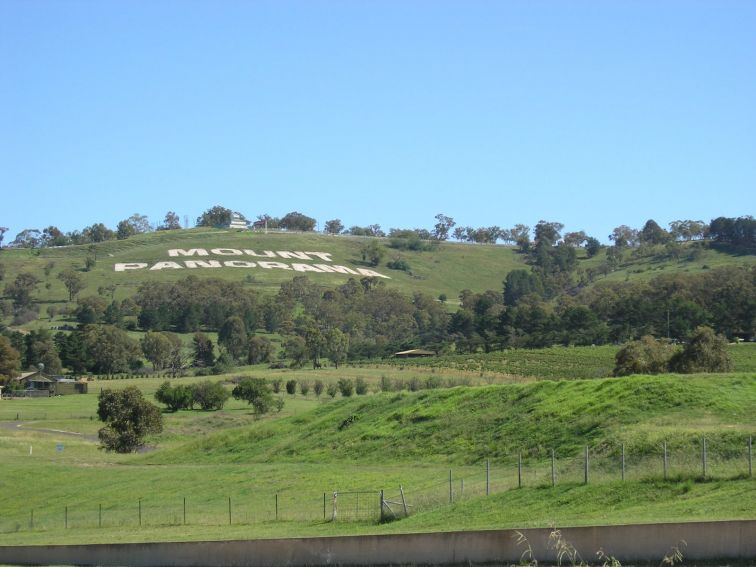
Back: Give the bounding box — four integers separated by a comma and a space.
116, 214, 151, 240
325, 328, 349, 368
218, 316, 248, 362
283, 335, 308, 368
4, 273, 39, 308
82, 325, 140, 374
41, 226, 69, 247
0, 227, 7, 248
58, 268, 86, 301
324, 219, 344, 234
232, 377, 275, 417
503, 269, 543, 306
9, 229, 41, 248
279, 211, 316, 232
613, 336, 677, 376
192, 332, 215, 367
563, 231, 587, 248
670, 326, 732, 373
97, 387, 163, 453
158, 211, 182, 231
432, 214, 456, 241
639, 219, 671, 245
141, 331, 174, 370
248, 336, 273, 364
196, 206, 234, 228
24, 330, 62, 374
609, 225, 639, 248
0, 336, 21, 381
584, 237, 602, 258
82, 223, 115, 243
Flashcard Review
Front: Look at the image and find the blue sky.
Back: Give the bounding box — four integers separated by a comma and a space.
1, 1, 754, 243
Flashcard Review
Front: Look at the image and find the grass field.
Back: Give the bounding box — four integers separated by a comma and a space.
0, 365, 754, 546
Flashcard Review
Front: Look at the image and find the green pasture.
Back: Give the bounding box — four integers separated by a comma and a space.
0, 361, 754, 547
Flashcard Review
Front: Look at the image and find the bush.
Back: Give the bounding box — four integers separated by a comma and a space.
191, 380, 230, 410
355, 377, 368, 395
285, 379, 297, 395
154, 381, 193, 412
299, 380, 310, 396
613, 336, 678, 376
337, 378, 354, 397
670, 326, 732, 373
327, 383, 338, 398
232, 377, 274, 418
271, 379, 282, 393
386, 258, 411, 272
313, 379, 324, 397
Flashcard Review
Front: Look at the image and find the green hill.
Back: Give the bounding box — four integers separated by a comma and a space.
2, 229, 754, 313
145, 373, 756, 469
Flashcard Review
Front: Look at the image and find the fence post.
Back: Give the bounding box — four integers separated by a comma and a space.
663, 441, 668, 480
228, 497, 232, 525
183, 497, 186, 525
30, 509, 34, 529
323, 493, 327, 520
621, 444, 625, 481
551, 449, 556, 487
65, 506, 68, 529
138, 499, 141, 527
449, 470, 453, 503
584, 446, 589, 484
702, 436, 707, 479
332, 492, 338, 522
460, 478, 464, 497
486, 459, 490, 496
518, 452, 522, 488
400, 485, 408, 517
99, 504, 102, 528
749, 436, 753, 478
378, 490, 383, 523
275, 493, 279, 521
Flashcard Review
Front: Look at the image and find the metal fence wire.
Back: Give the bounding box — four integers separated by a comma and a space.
0, 436, 752, 534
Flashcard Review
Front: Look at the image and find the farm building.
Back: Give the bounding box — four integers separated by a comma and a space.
10, 371, 88, 397
394, 349, 435, 358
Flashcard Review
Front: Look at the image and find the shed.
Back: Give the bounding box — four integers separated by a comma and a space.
14, 371, 53, 391
394, 349, 436, 358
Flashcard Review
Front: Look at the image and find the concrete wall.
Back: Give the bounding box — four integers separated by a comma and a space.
1, 520, 754, 566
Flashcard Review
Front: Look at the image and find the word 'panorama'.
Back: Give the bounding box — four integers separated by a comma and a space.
113, 248, 390, 279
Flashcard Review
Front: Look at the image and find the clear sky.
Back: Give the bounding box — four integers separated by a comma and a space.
1, 1, 754, 243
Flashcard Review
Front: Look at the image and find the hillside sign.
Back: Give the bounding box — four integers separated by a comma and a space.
114, 248, 391, 279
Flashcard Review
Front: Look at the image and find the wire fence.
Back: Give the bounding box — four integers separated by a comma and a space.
1, 436, 752, 534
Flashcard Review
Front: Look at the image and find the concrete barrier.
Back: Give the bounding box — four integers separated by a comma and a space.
1, 520, 754, 566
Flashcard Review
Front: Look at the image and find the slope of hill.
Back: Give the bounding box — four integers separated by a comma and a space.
144, 373, 756, 467
2, 229, 754, 311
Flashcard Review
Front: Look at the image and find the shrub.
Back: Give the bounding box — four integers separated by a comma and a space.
232, 377, 274, 418
670, 326, 732, 373
327, 383, 338, 398
355, 377, 368, 395
386, 258, 411, 272
299, 380, 310, 396
191, 380, 230, 410
337, 378, 354, 397
613, 336, 678, 376
285, 379, 297, 395
271, 379, 282, 393
154, 381, 193, 412
313, 379, 324, 397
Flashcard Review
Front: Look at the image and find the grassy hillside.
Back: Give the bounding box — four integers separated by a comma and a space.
2, 229, 754, 315
0, 229, 528, 306
145, 373, 756, 467
0, 371, 753, 546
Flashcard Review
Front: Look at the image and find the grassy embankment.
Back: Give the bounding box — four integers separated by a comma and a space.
0, 359, 753, 546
